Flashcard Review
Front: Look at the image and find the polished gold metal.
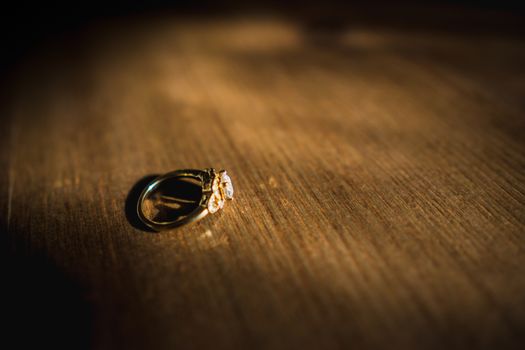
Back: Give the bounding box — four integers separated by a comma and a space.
137, 168, 234, 231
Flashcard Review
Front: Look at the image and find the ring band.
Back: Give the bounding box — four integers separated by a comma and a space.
137, 168, 234, 231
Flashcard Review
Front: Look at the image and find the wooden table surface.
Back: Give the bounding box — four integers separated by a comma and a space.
1, 12, 525, 350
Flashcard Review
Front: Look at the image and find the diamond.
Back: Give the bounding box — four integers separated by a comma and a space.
220, 172, 234, 200
207, 193, 224, 214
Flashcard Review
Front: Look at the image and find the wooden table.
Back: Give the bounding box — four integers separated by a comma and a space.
1, 12, 525, 349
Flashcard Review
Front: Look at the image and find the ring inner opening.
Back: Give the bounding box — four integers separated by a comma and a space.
140, 177, 202, 224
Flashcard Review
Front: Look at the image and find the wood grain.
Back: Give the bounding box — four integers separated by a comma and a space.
1, 14, 525, 350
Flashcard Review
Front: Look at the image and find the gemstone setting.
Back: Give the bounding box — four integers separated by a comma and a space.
206, 170, 233, 214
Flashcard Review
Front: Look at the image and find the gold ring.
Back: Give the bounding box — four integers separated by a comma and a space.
137, 168, 234, 231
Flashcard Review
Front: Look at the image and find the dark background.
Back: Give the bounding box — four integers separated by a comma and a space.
2, 1, 524, 69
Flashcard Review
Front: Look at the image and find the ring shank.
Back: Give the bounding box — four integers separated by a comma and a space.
137, 169, 212, 231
